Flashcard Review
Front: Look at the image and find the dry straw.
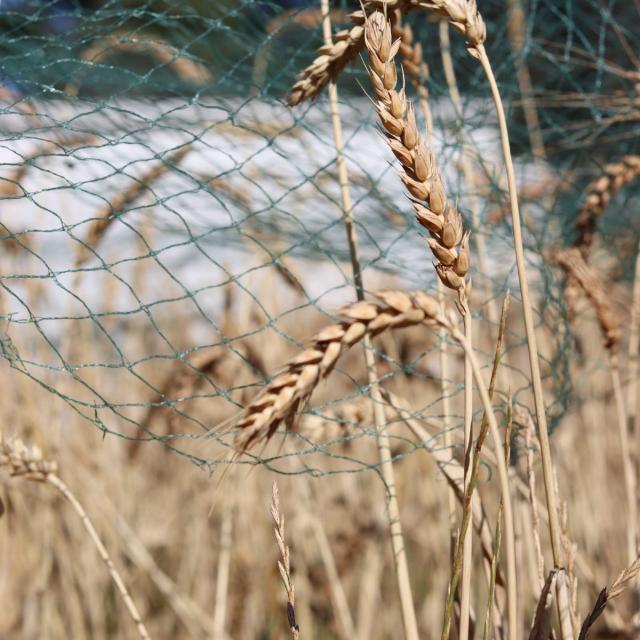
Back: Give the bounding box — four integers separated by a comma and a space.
230, 288, 516, 640
300, 5, 421, 636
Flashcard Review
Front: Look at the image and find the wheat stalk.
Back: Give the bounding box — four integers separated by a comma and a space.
421, 8, 564, 628
505, 0, 546, 160
0, 434, 151, 640
575, 155, 640, 253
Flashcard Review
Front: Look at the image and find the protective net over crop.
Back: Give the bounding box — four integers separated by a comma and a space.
1, 0, 639, 475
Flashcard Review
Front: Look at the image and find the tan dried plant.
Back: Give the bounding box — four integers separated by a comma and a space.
555, 247, 636, 566
576, 155, 640, 253
578, 556, 640, 639
65, 32, 212, 97
0, 133, 96, 199
363, 11, 470, 305
75, 144, 191, 267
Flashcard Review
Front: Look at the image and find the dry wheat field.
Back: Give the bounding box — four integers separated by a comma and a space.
1, 0, 640, 639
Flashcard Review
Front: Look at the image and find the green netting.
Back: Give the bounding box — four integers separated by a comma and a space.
0, 0, 638, 475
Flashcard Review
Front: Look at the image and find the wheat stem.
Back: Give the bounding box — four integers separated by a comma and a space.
629, 240, 640, 479
475, 44, 563, 578
212, 487, 234, 640
611, 361, 638, 564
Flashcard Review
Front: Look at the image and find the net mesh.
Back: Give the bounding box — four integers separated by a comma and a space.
1, 0, 639, 474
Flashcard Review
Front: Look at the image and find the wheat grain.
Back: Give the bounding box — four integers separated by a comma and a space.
419, 0, 486, 51
0, 435, 58, 480
391, 10, 431, 107
575, 155, 640, 253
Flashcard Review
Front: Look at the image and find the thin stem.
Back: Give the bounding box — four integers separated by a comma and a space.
213, 488, 234, 640
629, 240, 640, 476
438, 282, 458, 555
46, 474, 151, 640
442, 294, 510, 640
320, 4, 419, 639
476, 44, 563, 571
459, 306, 474, 640
448, 323, 517, 640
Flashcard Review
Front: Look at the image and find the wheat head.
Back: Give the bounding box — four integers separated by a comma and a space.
576, 155, 640, 253
364, 10, 470, 301
229, 290, 442, 450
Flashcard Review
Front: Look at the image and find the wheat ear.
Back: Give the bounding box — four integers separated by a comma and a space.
578, 556, 640, 639
0, 435, 151, 640
75, 143, 191, 267
576, 155, 640, 253
287, 0, 420, 106
230, 291, 440, 446
270, 481, 301, 640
